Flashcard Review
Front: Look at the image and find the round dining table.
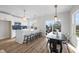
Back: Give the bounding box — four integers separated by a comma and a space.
46, 32, 66, 53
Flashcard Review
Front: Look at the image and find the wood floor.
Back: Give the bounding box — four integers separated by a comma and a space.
0, 37, 69, 53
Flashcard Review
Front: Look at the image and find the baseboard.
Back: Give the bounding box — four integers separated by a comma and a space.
67, 43, 76, 53
11, 37, 16, 39
0, 37, 11, 41
70, 41, 77, 48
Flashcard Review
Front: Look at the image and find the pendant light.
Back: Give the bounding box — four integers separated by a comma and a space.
54, 5, 58, 21
22, 9, 27, 20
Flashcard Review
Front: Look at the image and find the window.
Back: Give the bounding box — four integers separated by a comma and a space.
45, 19, 61, 34
45, 20, 53, 34
76, 12, 79, 37
53, 21, 61, 32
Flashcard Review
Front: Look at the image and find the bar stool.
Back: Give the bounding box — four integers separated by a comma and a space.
30, 34, 35, 41
24, 34, 31, 43
24, 35, 28, 43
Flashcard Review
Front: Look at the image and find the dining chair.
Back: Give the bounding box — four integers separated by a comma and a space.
63, 33, 71, 53
64, 33, 71, 43
47, 38, 63, 53
46, 39, 51, 52
46, 34, 66, 53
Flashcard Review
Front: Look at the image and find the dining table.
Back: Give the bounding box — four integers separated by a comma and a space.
46, 32, 66, 53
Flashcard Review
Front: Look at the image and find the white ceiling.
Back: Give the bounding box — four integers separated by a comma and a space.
0, 5, 72, 19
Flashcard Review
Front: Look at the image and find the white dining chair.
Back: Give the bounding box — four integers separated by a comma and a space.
63, 33, 72, 53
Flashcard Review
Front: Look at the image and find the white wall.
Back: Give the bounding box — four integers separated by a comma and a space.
11, 21, 16, 38
34, 15, 52, 36
60, 12, 71, 35
0, 20, 11, 40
